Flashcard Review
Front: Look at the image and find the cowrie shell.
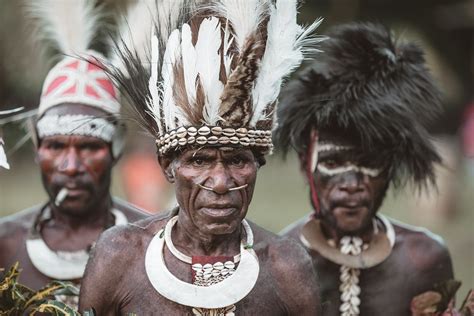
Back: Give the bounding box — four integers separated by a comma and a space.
211, 126, 223, 135
236, 128, 247, 137
176, 127, 187, 138
187, 127, 198, 137
198, 126, 211, 136
196, 136, 207, 145
230, 136, 239, 144
178, 138, 187, 146
219, 136, 230, 144
224, 261, 235, 269
208, 136, 218, 144
222, 128, 236, 137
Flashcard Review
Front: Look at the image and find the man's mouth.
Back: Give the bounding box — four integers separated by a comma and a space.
200, 204, 237, 218
334, 201, 368, 215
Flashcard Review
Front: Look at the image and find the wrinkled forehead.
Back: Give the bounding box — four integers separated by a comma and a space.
176, 146, 255, 159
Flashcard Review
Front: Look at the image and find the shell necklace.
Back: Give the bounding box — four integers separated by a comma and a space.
145, 216, 259, 315
26, 207, 128, 280
301, 214, 395, 316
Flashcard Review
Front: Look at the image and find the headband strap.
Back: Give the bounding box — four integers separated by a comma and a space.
36, 114, 116, 142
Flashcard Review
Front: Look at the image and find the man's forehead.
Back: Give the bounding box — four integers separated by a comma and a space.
180, 146, 253, 157
41, 134, 108, 144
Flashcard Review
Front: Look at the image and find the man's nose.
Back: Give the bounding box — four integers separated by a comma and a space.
206, 163, 234, 194
338, 171, 364, 194
58, 148, 83, 176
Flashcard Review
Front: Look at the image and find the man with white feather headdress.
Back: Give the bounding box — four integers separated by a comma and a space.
79, 0, 324, 314
0, 0, 149, 308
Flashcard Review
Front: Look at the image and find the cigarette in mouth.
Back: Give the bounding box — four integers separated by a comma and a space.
55, 188, 69, 206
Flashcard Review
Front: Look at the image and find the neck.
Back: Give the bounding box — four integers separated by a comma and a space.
48, 196, 112, 230
320, 217, 379, 245
171, 212, 242, 258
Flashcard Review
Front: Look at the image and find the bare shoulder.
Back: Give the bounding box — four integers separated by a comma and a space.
279, 215, 310, 241
91, 210, 173, 263
251, 222, 320, 314
0, 206, 40, 244
80, 211, 174, 312
0, 206, 41, 267
393, 219, 450, 257
251, 221, 313, 272
112, 197, 149, 222
390, 218, 452, 273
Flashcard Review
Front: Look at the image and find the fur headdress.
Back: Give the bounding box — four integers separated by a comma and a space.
108, 0, 324, 156
275, 22, 442, 187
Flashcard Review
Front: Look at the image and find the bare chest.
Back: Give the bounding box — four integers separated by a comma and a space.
116, 258, 287, 315
313, 251, 433, 316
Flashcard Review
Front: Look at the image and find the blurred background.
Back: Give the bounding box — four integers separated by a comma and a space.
0, 0, 472, 302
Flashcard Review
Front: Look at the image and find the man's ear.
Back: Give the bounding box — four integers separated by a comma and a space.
158, 155, 175, 183
298, 152, 307, 176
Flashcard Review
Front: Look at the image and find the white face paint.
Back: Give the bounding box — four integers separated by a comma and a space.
316, 164, 382, 177
313, 142, 382, 177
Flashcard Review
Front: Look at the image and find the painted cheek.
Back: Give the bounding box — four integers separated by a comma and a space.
80, 149, 111, 181
37, 148, 60, 179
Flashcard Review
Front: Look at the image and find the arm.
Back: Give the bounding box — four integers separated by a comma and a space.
408, 232, 456, 315
79, 227, 126, 315
270, 238, 321, 316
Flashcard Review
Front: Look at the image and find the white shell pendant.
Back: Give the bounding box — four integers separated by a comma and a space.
339, 236, 364, 316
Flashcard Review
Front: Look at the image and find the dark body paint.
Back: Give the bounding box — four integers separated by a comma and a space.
0, 198, 146, 290
282, 216, 454, 315
79, 211, 320, 315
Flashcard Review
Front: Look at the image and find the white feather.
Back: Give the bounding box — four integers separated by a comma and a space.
181, 24, 198, 105
0, 139, 9, 170
112, 0, 156, 70
195, 17, 224, 125
156, 0, 188, 43
148, 32, 163, 134
210, 0, 269, 50
223, 21, 235, 77
26, 0, 102, 54
162, 29, 182, 130
250, 0, 323, 126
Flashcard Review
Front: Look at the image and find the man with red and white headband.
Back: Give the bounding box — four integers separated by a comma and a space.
276, 23, 459, 315
0, 1, 146, 308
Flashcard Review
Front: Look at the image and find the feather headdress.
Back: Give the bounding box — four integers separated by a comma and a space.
107, 0, 324, 156
275, 22, 443, 188
25, 0, 153, 157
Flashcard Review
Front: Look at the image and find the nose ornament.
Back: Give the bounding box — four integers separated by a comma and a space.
197, 183, 248, 193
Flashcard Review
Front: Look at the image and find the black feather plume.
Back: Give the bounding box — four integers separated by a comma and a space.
274, 22, 442, 189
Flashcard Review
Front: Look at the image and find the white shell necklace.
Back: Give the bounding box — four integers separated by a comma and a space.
164, 216, 253, 264
26, 208, 128, 280
145, 216, 259, 314
337, 216, 394, 316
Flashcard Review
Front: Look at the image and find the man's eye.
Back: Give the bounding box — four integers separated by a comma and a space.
193, 158, 204, 165
80, 143, 103, 151
231, 157, 244, 166
323, 160, 338, 168
47, 142, 65, 150
190, 157, 208, 166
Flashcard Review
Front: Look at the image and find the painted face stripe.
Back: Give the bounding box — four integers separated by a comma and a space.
317, 164, 381, 177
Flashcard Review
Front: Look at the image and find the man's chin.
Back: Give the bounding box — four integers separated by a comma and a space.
55, 200, 93, 216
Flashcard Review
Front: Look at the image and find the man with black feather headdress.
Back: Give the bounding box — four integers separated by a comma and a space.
276, 22, 456, 316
